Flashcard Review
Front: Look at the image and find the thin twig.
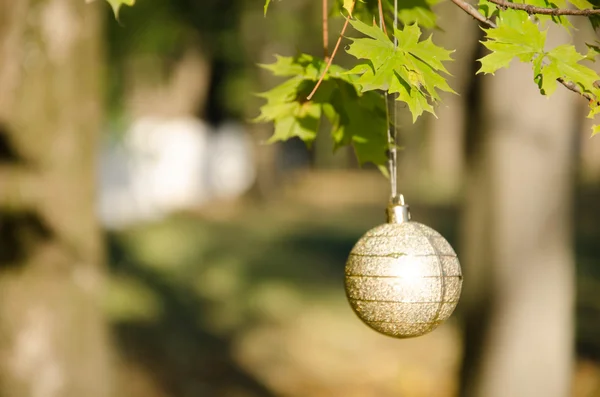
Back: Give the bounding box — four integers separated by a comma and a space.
323, 0, 330, 62
557, 77, 595, 102
307, 1, 355, 100
450, 0, 496, 28
377, 0, 388, 35
450, 0, 598, 103
488, 0, 600, 16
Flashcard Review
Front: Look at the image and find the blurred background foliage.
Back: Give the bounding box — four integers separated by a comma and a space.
101, 0, 600, 396
101, 0, 600, 395
1, 0, 600, 396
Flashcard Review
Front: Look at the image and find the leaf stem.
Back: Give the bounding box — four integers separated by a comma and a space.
323, 0, 330, 61
307, 1, 356, 101
377, 0, 389, 35
488, 0, 600, 16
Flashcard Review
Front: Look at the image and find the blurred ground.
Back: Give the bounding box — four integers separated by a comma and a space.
103, 170, 600, 397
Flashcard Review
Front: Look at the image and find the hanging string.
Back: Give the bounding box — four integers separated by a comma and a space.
385, 97, 397, 200
391, 0, 399, 200
379, 0, 399, 201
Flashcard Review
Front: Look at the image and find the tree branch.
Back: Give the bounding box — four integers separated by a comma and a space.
450, 0, 598, 103
488, 0, 600, 16
450, 0, 496, 28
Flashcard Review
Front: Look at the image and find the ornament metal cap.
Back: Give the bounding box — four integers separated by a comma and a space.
387, 194, 411, 224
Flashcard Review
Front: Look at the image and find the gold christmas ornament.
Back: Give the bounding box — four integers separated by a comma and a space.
345, 195, 462, 338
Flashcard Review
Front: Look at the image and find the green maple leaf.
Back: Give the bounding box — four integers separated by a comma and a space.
323, 82, 388, 164
343, 0, 354, 15
584, 42, 600, 61
259, 54, 322, 78
587, 104, 600, 137
107, 0, 135, 19
543, 45, 600, 98
570, 0, 596, 8
478, 0, 498, 19
479, 9, 599, 106
255, 77, 322, 146
269, 103, 322, 144
345, 19, 454, 122
525, 0, 571, 28
254, 56, 323, 145
478, 9, 546, 75
537, 59, 560, 96
588, 104, 600, 118
255, 54, 389, 166
395, 0, 442, 29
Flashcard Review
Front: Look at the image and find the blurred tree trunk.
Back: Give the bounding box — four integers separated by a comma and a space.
424, 1, 479, 197
0, 1, 114, 397
460, 27, 577, 397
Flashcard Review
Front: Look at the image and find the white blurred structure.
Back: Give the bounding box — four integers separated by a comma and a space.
98, 117, 255, 229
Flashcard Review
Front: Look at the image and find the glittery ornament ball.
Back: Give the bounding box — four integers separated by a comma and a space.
345, 221, 462, 338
